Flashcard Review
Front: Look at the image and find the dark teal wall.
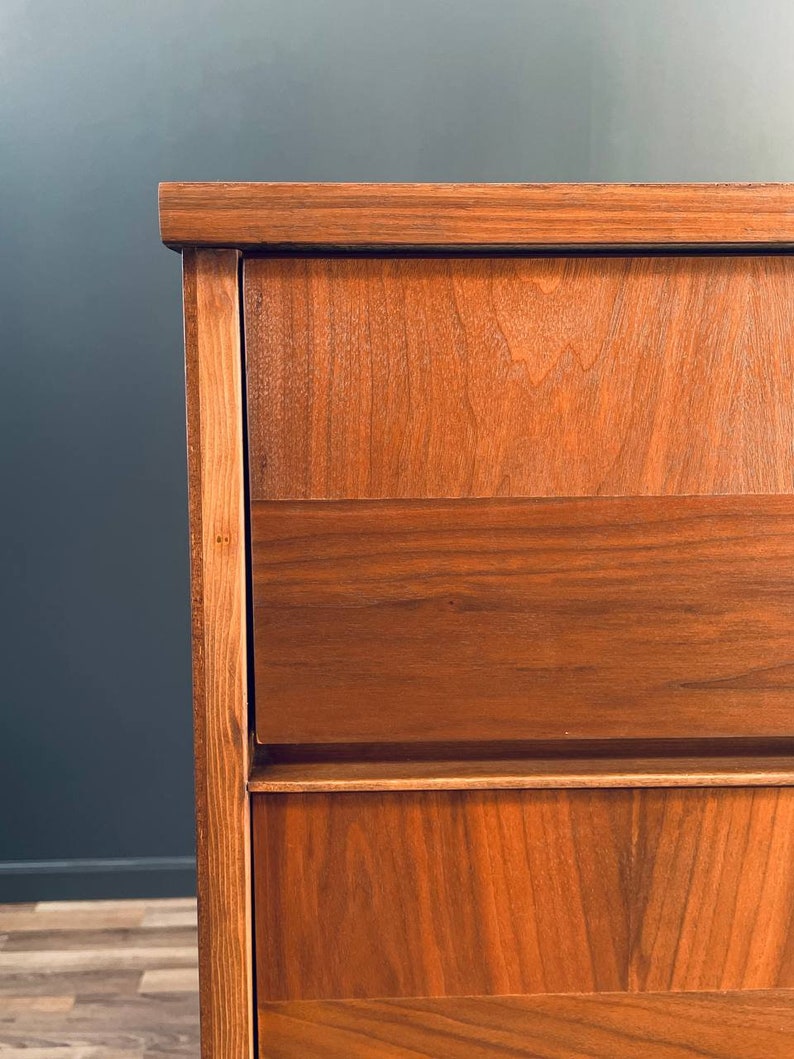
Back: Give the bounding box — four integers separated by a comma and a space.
2, 0, 793, 899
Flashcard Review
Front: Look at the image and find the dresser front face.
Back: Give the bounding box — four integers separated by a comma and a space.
241, 248, 794, 1055
244, 254, 794, 752
168, 185, 794, 1059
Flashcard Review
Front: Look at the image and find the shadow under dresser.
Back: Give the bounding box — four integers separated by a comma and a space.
160, 182, 794, 1059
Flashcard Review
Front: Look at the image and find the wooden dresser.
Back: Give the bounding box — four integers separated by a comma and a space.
160, 183, 794, 1059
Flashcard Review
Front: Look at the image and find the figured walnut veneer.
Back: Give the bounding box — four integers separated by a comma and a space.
162, 183, 794, 1059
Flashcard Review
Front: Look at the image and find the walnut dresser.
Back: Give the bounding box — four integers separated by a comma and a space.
159, 183, 794, 1059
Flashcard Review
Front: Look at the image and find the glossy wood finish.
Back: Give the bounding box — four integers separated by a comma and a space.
253, 788, 794, 1004
247, 753, 794, 793
251, 496, 794, 745
253, 790, 632, 1001
159, 182, 794, 249
244, 255, 794, 499
164, 185, 794, 1059
258, 992, 794, 1059
633, 788, 794, 992
182, 249, 253, 1059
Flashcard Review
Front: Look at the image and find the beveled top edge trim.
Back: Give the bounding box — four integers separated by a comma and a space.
159, 182, 794, 251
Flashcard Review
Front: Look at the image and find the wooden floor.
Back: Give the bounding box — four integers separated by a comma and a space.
0, 897, 199, 1058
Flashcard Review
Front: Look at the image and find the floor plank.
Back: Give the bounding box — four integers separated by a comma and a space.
1, 927, 197, 953
0, 1046, 145, 1054
37, 899, 195, 913
0, 910, 145, 933
0, 946, 198, 973
0, 897, 200, 1059
0, 970, 144, 998
0, 994, 75, 1014
140, 909, 198, 930
139, 968, 200, 994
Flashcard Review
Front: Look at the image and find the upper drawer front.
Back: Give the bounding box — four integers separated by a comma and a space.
243, 255, 794, 500
243, 254, 794, 747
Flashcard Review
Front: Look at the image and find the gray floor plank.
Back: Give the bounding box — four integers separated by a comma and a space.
0, 899, 200, 1057
2, 927, 197, 953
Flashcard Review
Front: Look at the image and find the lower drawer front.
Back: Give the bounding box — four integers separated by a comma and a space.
258, 992, 794, 1059
253, 787, 794, 1005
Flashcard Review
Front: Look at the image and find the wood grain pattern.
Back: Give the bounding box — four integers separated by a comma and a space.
159, 182, 794, 249
247, 754, 794, 793
167, 186, 794, 1057
182, 249, 253, 1059
258, 991, 794, 1059
632, 788, 794, 992
251, 496, 794, 745
243, 255, 794, 499
254, 788, 794, 1004
253, 790, 632, 1001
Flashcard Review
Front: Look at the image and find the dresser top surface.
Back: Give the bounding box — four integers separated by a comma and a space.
159, 181, 794, 252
